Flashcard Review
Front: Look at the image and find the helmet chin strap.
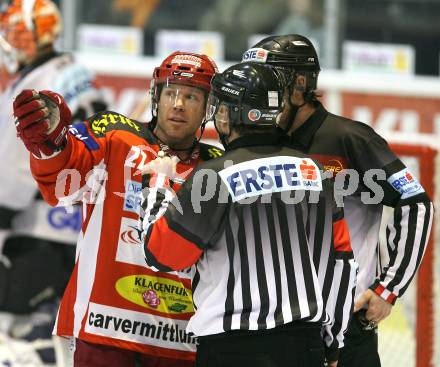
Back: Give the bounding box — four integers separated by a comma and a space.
152, 130, 197, 153
195, 119, 207, 143
284, 97, 306, 133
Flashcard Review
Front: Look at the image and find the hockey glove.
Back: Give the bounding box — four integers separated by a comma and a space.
138, 153, 179, 240
13, 89, 72, 158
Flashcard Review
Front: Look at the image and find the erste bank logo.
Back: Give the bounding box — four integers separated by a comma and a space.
388, 168, 424, 199
218, 156, 322, 202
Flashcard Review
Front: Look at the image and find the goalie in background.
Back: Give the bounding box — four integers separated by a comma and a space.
0, 0, 107, 364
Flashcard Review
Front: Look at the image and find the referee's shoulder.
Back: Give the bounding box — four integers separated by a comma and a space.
280, 144, 317, 160
198, 142, 224, 162
195, 146, 227, 172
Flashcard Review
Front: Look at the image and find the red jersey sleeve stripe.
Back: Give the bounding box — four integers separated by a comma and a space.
371, 283, 398, 305
333, 218, 352, 252
145, 217, 203, 271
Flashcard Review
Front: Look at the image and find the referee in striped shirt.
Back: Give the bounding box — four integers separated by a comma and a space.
242, 34, 435, 367
139, 62, 358, 367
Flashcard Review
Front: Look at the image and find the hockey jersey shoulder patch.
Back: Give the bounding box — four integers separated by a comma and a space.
68, 122, 99, 151
89, 111, 143, 137
199, 143, 224, 161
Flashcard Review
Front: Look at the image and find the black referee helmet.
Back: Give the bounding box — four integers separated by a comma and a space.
206, 62, 284, 128
242, 34, 320, 101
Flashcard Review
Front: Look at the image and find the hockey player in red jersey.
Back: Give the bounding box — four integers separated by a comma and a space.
12, 51, 222, 366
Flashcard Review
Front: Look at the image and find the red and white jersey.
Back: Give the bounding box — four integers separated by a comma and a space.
30, 111, 223, 360
0, 52, 107, 244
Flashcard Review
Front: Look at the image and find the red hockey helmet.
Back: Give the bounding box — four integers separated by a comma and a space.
153, 51, 218, 92
150, 51, 218, 117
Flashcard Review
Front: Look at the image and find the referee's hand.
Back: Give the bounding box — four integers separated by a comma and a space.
354, 289, 392, 324
142, 152, 179, 181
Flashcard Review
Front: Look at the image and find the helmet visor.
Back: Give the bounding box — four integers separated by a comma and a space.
159, 82, 206, 110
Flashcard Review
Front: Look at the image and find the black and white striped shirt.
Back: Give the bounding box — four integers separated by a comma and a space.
142, 134, 357, 351
283, 103, 434, 305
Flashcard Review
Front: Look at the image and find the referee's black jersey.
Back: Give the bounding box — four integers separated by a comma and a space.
284, 102, 434, 305
142, 133, 357, 350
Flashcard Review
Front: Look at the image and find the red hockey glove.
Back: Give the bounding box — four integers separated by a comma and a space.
13, 89, 72, 158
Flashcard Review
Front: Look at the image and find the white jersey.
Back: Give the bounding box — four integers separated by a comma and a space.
0, 53, 107, 244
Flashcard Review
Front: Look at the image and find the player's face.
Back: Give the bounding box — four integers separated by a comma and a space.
276, 75, 308, 130
155, 84, 206, 149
